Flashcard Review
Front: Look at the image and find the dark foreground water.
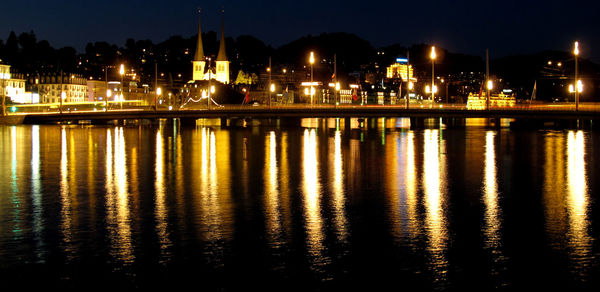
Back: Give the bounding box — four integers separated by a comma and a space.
0, 118, 599, 290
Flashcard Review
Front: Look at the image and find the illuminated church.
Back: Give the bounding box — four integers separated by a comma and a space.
192, 12, 230, 84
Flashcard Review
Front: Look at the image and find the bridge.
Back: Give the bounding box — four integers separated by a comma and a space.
10, 104, 598, 123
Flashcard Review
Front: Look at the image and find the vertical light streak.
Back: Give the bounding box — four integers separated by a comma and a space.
483, 131, 502, 249
155, 129, 171, 260
566, 131, 591, 273
302, 129, 327, 269
423, 129, 448, 283
30, 125, 44, 262
264, 131, 282, 247
331, 130, 348, 242
59, 127, 73, 258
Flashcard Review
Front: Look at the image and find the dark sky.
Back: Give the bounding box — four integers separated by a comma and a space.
1, 0, 599, 61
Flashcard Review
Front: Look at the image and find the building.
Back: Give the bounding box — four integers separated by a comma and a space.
36, 73, 87, 104
191, 11, 229, 84
87, 80, 108, 102
386, 58, 415, 81
0, 63, 28, 103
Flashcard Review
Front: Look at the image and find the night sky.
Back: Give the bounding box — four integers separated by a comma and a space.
1, 0, 599, 61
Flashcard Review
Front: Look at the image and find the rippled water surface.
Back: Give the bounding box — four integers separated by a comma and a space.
0, 118, 599, 290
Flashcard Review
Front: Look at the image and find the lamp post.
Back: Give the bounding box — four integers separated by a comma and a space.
430, 46, 436, 108
406, 51, 410, 109
574, 41, 580, 111
268, 57, 272, 108
309, 51, 315, 105
207, 57, 211, 110
119, 64, 124, 110
486, 49, 490, 110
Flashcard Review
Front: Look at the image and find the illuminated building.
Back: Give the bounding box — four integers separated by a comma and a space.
215, 15, 230, 84
191, 11, 230, 84
0, 63, 28, 103
466, 91, 516, 109
386, 58, 415, 81
37, 73, 87, 104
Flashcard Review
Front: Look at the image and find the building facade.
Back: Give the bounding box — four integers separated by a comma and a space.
0, 64, 28, 103
191, 12, 230, 84
36, 73, 87, 104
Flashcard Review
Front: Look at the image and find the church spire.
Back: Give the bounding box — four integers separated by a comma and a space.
216, 9, 227, 62
193, 9, 204, 61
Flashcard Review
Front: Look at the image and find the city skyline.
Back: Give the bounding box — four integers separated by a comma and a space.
1, 0, 598, 61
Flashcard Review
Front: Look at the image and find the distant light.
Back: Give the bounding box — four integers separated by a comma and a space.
577, 80, 583, 93
210, 85, 215, 94
335, 82, 341, 91
408, 81, 414, 90
430, 46, 436, 60
106, 89, 112, 97
10, 106, 17, 113
396, 58, 408, 64
309, 51, 315, 64
304, 88, 309, 95
270, 83, 275, 92
119, 64, 125, 75
283, 68, 287, 74
168, 106, 173, 110
487, 80, 493, 90
157, 87, 162, 96
574, 41, 579, 56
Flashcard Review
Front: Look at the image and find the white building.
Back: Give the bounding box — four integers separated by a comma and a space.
37, 73, 87, 104
0, 63, 28, 103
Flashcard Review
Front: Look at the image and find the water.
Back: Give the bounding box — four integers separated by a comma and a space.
0, 118, 598, 290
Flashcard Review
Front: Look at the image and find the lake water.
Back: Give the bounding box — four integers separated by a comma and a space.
0, 118, 598, 290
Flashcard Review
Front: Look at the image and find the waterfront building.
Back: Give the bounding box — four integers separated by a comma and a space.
36, 73, 87, 104
0, 63, 28, 103
86, 80, 108, 102
466, 91, 516, 109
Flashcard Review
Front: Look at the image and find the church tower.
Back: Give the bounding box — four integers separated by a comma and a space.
215, 11, 230, 84
192, 11, 206, 81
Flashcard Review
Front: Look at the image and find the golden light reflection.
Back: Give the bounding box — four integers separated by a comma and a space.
280, 133, 292, 236
423, 129, 448, 282
405, 132, 418, 241
264, 131, 282, 246
105, 127, 134, 263
483, 131, 502, 249
482, 131, 506, 279
155, 129, 172, 259
198, 128, 233, 245
566, 131, 592, 271
302, 128, 327, 268
543, 132, 567, 244
387, 131, 419, 244
30, 125, 44, 262
59, 127, 74, 257
330, 130, 348, 242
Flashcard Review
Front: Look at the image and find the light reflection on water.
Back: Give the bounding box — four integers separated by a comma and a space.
0, 122, 598, 289
423, 129, 449, 283
302, 128, 328, 271
566, 131, 592, 274
482, 131, 506, 281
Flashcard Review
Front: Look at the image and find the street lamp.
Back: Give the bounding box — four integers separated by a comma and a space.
574, 41, 580, 111
268, 56, 272, 108
119, 64, 125, 109
430, 46, 436, 107
106, 89, 112, 110
156, 87, 162, 108
309, 51, 315, 105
